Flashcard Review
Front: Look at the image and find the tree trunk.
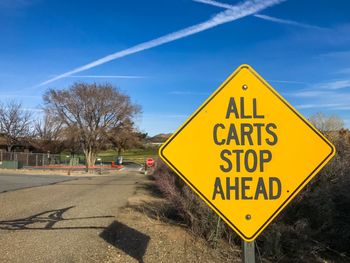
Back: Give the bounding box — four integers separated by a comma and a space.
7, 145, 13, 152
84, 149, 96, 172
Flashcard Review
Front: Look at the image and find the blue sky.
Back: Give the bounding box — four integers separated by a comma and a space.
1, 0, 350, 135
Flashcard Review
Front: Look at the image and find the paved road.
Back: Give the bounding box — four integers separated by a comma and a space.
0, 161, 144, 194
0, 171, 146, 262
0, 173, 78, 193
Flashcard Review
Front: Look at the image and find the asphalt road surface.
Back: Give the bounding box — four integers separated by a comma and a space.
0, 171, 146, 262
0, 173, 78, 193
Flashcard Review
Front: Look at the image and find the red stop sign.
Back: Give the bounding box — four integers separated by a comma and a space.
146, 158, 155, 167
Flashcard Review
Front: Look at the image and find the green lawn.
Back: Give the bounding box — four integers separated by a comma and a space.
99, 148, 158, 163
60, 147, 159, 164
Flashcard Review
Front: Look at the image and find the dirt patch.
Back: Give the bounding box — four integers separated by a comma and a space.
104, 179, 242, 263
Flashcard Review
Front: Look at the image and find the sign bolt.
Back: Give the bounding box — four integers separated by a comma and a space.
245, 214, 251, 220
242, 84, 248, 90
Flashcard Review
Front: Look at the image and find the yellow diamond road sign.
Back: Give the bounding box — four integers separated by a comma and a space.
159, 64, 335, 241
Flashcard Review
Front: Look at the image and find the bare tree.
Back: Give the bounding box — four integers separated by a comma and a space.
43, 83, 140, 170
31, 114, 64, 154
108, 119, 146, 156
309, 113, 344, 133
0, 101, 32, 152
61, 124, 82, 157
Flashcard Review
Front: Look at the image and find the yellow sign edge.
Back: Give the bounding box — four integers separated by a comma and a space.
159, 64, 336, 241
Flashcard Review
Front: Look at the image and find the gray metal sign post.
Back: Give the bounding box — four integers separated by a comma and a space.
242, 240, 255, 263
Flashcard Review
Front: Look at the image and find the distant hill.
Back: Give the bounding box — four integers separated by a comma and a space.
149, 133, 172, 143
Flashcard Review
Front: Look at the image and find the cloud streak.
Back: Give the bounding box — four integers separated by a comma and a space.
194, 0, 323, 29
67, 75, 147, 79
318, 79, 350, 90
295, 103, 343, 109
23, 107, 44, 112
0, 93, 41, 99
143, 113, 189, 119
169, 90, 209, 95
254, 14, 324, 30
319, 50, 350, 59
268, 79, 309, 85
38, 0, 284, 86
286, 85, 350, 113
336, 68, 350, 75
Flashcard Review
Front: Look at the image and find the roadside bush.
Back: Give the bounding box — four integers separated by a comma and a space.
153, 130, 350, 261
259, 129, 350, 261
153, 161, 238, 245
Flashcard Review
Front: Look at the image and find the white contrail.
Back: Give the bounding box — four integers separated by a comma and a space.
67, 75, 147, 79
194, 0, 323, 30
254, 14, 324, 30
194, 0, 237, 10
38, 0, 285, 87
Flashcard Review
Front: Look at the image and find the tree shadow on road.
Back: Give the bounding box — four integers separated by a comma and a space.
1, 207, 151, 262
100, 221, 150, 263
0, 206, 114, 230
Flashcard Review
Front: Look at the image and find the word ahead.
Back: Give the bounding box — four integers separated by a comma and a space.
159, 64, 335, 241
